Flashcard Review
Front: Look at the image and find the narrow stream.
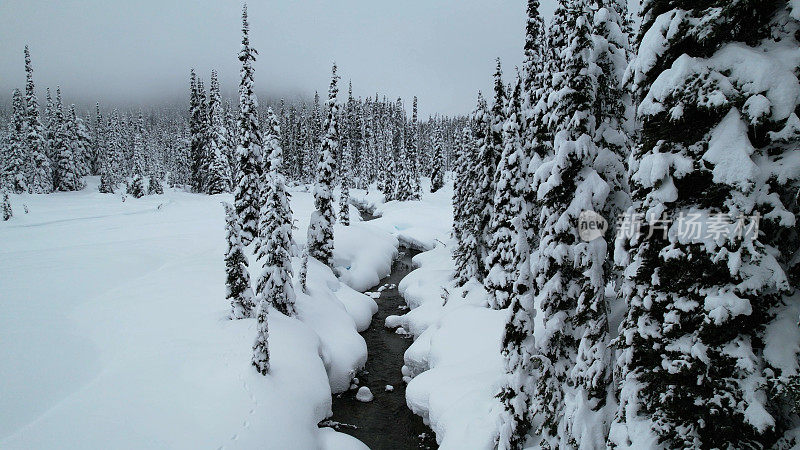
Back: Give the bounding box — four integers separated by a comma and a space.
322, 207, 438, 449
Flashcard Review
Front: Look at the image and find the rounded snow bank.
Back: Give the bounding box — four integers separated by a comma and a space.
334, 222, 399, 292
318, 427, 370, 450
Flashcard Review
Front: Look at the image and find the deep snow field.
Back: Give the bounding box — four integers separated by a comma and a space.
1, 177, 505, 449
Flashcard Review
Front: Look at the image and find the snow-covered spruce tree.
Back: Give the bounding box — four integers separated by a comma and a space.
429, 129, 445, 193
196, 79, 211, 190
234, 4, 264, 245
98, 159, 115, 193
611, 1, 800, 448
92, 102, 105, 175
496, 7, 551, 444
299, 246, 309, 294
148, 174, 164, 195
224, 202, 255, 319
224, 102, 239, 177
24, 46, 52, 194
452, 126, 468, 244
309, 91, 323, 171
465, 93, 492, 281
206, 70, 233, 194
5, 89, 28, 194
591, 0, 630, 233
52, 88, 84, 192
2, 191, 11, 221
189, 70, 206, 192
361, 99, 375, 186
383, 148, 398, 201
526, 0, 623, 446
44, 88, 56, 164
474, 60, 507, 278
409, 96, 422, 196
127, 114, 147, 198
307, 63, 339, 268
71, 106, 92, 177
395, 145, 415, 202
107, 111, 125, 186
339, 144, 352, 226
251, 295, 270, 375
484, 76, 526, 311
452, 124, 481, 286
518, 0, 550, 257
98, 112, 121, 194
127, 172, 146, 198
254, 107, 296, 317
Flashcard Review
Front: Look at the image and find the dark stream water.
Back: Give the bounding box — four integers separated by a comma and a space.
321, 207, 437, 449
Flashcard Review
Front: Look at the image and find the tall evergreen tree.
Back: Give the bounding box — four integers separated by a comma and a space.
519, 0, 551, 257
43, 88, 56, 164
468, 93, 492, 281
395, 145, 416, 201
496, 5, 552, 444
5, 89, 28, 194
127, 113, 147, 198
189, 70, 206, 192
52, 88, 84, 192
484, 75, 526, 311
92, 102, 105, 176
524, 0, 624, 446
410, 96, 421, 187
24, 46, 52, 193
234, 4, 264, 245
474, 60, 507, 278
429, 128, 445, 193
611, 1, 800, 448
206, 70, 233, 194
196, 78, 210, 190
307, 63, 339, 268
339, 144, 352, 225
98, 159, 115, 193
71, 106, 92, 177
452, 122, 480, 286
103, 110, 124, 189
254, 107, 296, 317
224, 202, 255, 319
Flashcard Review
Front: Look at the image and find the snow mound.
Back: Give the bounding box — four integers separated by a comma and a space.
355, 387, 374, 402
318, 427, 370, 450
334, 222, 398, 292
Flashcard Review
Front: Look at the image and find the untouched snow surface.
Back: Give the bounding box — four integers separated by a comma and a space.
0, 178, 398, 449
353, 181, 508, 449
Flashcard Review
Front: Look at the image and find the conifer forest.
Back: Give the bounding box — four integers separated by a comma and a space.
1, 1, 800, 449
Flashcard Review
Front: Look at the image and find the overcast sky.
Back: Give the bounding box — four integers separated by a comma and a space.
0, 0, 557, 118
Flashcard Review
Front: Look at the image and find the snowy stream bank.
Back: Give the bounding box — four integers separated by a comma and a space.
325, 205, 437, 449
326, 246, 437, 449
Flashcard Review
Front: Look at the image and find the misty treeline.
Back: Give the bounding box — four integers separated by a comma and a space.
0, 51, 465, 200
450, 0, 800, 449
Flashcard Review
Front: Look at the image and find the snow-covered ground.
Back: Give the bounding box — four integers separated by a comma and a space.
0, 178, 397, 449
353, 180, 507, 449
1, 177, 502, 449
